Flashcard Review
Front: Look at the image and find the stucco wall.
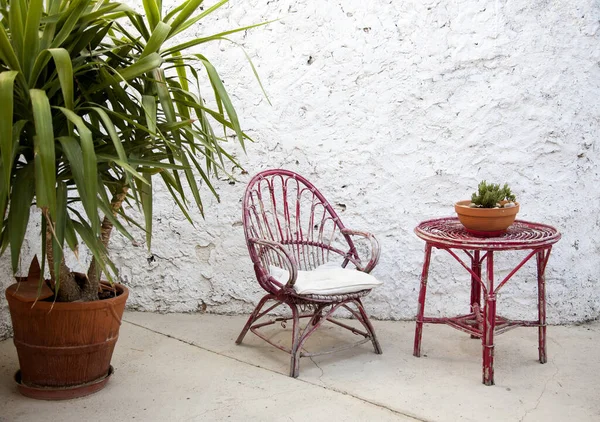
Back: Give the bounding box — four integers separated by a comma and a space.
1, 0, 599, 339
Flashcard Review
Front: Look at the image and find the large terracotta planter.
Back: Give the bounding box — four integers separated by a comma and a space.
5, 282, 128, 400
455, 200, 520, 235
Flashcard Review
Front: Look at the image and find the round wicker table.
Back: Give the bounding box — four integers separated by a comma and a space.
413, 217, 561, 386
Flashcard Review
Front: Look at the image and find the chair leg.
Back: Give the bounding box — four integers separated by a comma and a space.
289, 303, 302, 378
236, 294, 272, 345
354, 298, 383, 354
240, 296, 381, 378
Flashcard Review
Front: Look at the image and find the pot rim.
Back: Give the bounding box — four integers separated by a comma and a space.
5, 283, 128, 309
455, 199, 520, 209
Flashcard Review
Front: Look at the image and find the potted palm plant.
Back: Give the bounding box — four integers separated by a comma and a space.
455, 181, 519, 235
1, 0, 265, 399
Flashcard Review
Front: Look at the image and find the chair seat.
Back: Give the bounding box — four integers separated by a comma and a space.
270, 265, 383, 295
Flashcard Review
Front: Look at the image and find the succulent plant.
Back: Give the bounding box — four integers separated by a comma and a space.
470, 181, 516, 208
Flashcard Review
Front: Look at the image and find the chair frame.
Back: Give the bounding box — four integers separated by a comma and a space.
236, 169, 382, 377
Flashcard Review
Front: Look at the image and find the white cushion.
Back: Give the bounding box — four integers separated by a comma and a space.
269, 264, 382, 295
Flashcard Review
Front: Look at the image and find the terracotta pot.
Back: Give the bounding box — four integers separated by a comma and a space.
455, 200, 520, 234
5, 282, 128, 400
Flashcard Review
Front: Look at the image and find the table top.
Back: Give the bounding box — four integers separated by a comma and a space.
415, 217, 561, 250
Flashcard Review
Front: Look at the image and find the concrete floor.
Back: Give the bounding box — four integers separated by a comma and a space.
1, 312, 599, 421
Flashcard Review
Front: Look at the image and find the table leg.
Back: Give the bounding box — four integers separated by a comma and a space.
470, 250, 482, 338
482, 251, 496, 386
414, 243, 433, 358
537, 249, 549, 364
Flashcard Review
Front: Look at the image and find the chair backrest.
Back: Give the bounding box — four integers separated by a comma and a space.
243, 170, 358, 287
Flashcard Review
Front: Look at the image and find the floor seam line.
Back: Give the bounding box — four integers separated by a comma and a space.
123, 319, 428, 422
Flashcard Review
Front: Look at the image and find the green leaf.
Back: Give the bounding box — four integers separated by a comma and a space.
0, 18, 22, 71
22, 0, 43, 80
78, 2, 123, 25
151, 68, 201, 217
9, 0, 25, 68
164, 2, 186, 23
72, 219, 117, 283
57, 137, 85, 194
52, 181, 68, 284
236, 40, 271, 105
41, 0, 68, 50
163, 21, 272, 56
68, 23, 111, 60
40, 213, 46, 286
0, 167, 6, 226
90, 104, 154, 138
126, 12, 150, 41
142, 94, 157, 134
138, 172, 153, 250
140, 21, 170, 58
99, 53, 163, 89
113, 205, 146, 233
181, 154, 204, 216
64, 216, 79, 257
50, 0, 93, 48
55, 108, 99, 235
157, 118, 195, 133
169, 0, 227, 37
153, 68, 177, 127
47, 49, 74, 128
125, 158, 187, 170
160, 170, 193, 225
186, 147, 220, 201
30, 89, 57, 216
197, 56, 244, 148
8, 163, 35, 273
0, 71, 18, 214
168, 0, 206, 37
170, 54, 192, 120
142, 0, 161, 32
87, 106, 128, 164
97, 194, 135, 242
96, 154, 148, 185
0, 220, 9, 256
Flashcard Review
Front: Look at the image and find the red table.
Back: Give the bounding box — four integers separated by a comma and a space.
413, 217, 561, 385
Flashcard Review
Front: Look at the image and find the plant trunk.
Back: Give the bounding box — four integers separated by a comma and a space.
87, 185, 129, 291
46, 222, 95, 302
45, 185, 128, 302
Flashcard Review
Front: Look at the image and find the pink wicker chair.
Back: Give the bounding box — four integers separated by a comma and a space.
236, 169, 383, 377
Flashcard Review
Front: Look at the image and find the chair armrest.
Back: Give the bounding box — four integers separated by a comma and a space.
247, 238, 298, 288
340, 228, 381, 273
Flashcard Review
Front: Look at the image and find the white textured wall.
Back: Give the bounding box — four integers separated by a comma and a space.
2, 0, 600, 339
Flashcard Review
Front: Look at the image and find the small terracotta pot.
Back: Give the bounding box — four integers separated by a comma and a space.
455, 200, 520, 234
